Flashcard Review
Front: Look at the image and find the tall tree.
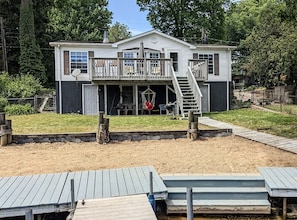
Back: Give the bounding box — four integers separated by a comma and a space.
48, 0, 112, 41
108, 22, 132, 42
225, 0, 262, 44
19, 0, 46, 82
241, 1, 297, 87
0, 0, 20, 74
137, 0, 227, 43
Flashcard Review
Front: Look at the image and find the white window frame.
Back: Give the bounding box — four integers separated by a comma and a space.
199, 54, 213, 74
70, 51, 88, 74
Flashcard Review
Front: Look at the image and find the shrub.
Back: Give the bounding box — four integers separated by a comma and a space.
0, 97, 8, 112
0, 72, 43, 98
4, 104, 35, 115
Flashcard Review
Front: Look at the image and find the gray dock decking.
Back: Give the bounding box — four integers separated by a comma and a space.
199, 117, 297, 154
259, 167, 297, 197
0, 166, 167, 218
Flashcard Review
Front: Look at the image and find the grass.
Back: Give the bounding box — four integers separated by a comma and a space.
6, 107, 297, 139
264, 104, 297, 116
7, 113, 198, 134
205, 108, 297, 139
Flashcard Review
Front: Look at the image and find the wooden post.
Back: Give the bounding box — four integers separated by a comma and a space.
5, 119, 12, 144
187, 111, 199, 140
97, 112, 110, 144
283, 197, 287, 220
0, 125, 7, 146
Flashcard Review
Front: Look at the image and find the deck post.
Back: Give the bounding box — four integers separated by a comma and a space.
25, 209, 33, 220
283, 197, 287, 220
187, 187, 193, 220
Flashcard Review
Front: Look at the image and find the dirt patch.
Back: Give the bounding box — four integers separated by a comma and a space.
0, 135, 296, 177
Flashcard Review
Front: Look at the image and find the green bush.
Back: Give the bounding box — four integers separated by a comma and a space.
0, 97, 8, 112
0, 72, 43, 98
4, 104, 35, 115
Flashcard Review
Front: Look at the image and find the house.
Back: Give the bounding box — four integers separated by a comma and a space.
49, 30, 236, 117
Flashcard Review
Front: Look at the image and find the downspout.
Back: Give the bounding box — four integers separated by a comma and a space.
58, 45, 63, 114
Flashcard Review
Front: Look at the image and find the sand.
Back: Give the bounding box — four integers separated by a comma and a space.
1, 135, 297, 177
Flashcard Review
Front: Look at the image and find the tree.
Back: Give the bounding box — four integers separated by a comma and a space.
241, 1, 297, 87
225, 0, 262, 44
136, 0, 227, 43
19, 0, 46, 83
108, 22, 132, 42
47, 0, 112, 41
0, 0, 20, 74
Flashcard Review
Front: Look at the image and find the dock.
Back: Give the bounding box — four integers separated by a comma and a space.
72, 194, 157, 220
0, 166, 166, 218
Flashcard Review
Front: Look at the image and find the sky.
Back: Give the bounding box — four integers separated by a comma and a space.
108, 0, 153, 36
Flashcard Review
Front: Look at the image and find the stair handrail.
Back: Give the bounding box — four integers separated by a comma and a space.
187, 67, 202, 115
170, 66, 184, 116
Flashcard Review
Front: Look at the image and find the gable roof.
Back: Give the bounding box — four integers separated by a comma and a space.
112, 29, 196, 49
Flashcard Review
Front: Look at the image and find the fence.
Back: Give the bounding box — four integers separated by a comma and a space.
234, 87, 297, 105
6, 95, 56, 112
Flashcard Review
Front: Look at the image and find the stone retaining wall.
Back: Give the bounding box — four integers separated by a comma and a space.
12, 129, 232, 144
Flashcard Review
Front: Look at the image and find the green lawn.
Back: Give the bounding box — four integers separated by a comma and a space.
264, 104, 297, 116
6, 108, 297, 139
7, 113, 193, 134
205, 108, 297, 139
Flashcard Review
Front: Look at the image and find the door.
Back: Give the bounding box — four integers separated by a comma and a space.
83, 84, 99, 115
168, 50, 182, 76
200, 84, 210, 113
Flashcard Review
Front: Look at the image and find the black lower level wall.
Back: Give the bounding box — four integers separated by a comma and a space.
55, 81, 91, 114
12, 129, 232, 144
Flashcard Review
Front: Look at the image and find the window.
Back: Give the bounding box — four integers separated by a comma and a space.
170, 52, 178, 71
70, 52, 88, 74
124, 52, 134, 66
199, 54, 213, 74
150, 52, 160, 67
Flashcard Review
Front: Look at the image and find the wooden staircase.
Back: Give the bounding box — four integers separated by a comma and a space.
177, 76, 201, 117
162, 175, 271, 215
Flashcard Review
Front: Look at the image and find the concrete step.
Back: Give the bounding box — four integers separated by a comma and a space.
167, 187, 268, 200
166, 199, 271, 214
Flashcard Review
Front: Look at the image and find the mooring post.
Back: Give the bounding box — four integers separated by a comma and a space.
25, 209, 33, 220
71, 179, 75, 210
187, 187, 193, 220
148, 171, 156, 211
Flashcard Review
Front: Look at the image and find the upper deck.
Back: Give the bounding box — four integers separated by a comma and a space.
89, 57, 208, 82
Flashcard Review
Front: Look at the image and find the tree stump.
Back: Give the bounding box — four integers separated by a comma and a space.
96, 112, 110, 144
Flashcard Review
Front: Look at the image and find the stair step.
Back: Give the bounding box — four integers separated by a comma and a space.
167, 187, 268, 200
166, 199, 271, 214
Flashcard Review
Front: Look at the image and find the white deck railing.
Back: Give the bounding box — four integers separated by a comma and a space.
187, 67, 202, 115
188, 59, 208, 81
90, 57, 172, 81
170, 66, 184, 116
